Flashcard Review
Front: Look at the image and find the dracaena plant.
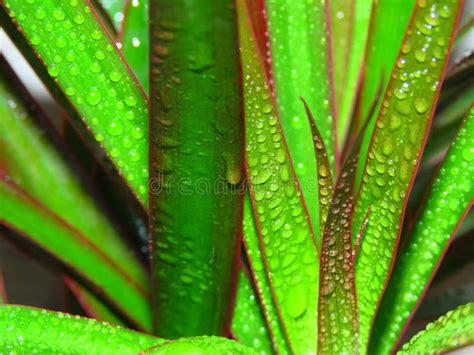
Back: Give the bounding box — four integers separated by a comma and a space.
0, 0, 472, 353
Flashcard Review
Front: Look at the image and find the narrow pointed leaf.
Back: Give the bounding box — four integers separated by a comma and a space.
231, 269, 274, 354
238, 1, 320, 352
0, 181, 151, 329
0, 305, 161, 353
1, 0, 149, 203
265, 0, 337, 244
355, 0, 417, 186
241, 194, 290, 353
141, 336, 257, 354
315, 103, 366, 354
352, 0, 463, 352
337, 0, 373, 142
303, 100, 334, 235
397, 303, 474, 354
120, 0, 149, 92
98, 0, 125, 30
370, 106, 474, 354
149, 0, 243, 338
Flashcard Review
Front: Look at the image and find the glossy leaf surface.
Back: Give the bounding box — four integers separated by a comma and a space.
149, 0, 243, 338
0, 305, 161, 353
370, 106, 474, 354
0, 65, 148, 325
120, 0, 149, 92
397, 303, 474, 354
265, 0, 336, 244
1, 0, 149, 202
231, 269, 274, 354
241, 194, 289, 353
238, 2, 320, 352
303, 100, 334, 235
142, 336, 257, 354
355, 0, 416, 185
313, 103, 365, 354
0, 181, 151, 329
352, 0, 462, 352
0, 63, 146, 290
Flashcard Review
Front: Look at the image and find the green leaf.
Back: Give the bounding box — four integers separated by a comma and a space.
120, 0, 149, 92
231, 269, 274, 354
0, 60, 146, 290
369, 106, 474, 354
337, 0, 373, 142
310, 103, 362, 353
65, 278, 125, 326
397, 303, 474, 354
352, 0, 463, 352
265, 0, 337, 245
149, 0, 243, 338
97, 0, 125, 30
302, 100, 334, 235
0, 305, 161, 353
355, 0, 417, 186
0, 180, 151, 329
330, 0, 354, 130
238, 1, 320, 352
141, 336, 257, 354
241, 194, 290, 353
1, 0, 149, 203
0, 63, 149, 327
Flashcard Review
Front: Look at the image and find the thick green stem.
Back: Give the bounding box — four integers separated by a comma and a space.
149, 0, 243, 338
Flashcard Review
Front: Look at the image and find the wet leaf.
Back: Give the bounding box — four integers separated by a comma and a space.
149, 0, 243, 338
302, 99, 334, 235
1, 0, 149, 203
238, 1, 320, 352
314, 102, 366, 354
265, 0, 337, 245
0, 60, 146, 290
0, 181, 151, 329
397, 303, 474, 354
141, 336, 257, 354
355, 0, 417, 186
231, 269, 274, 354
120, 0, 149, 92
352, 0, 463, 352
0, 305, 161, 353
0, 64, 149, 327
241, 194, 290, 353
370, 106, 474, 354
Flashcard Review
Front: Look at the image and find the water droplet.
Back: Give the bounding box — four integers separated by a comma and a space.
107, 120, 124, 136
285, 284, 308, 318
86, 89, 102, 106
414, 97, 429, 114
109, 71, 122, 82
125, 95, 138, 107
